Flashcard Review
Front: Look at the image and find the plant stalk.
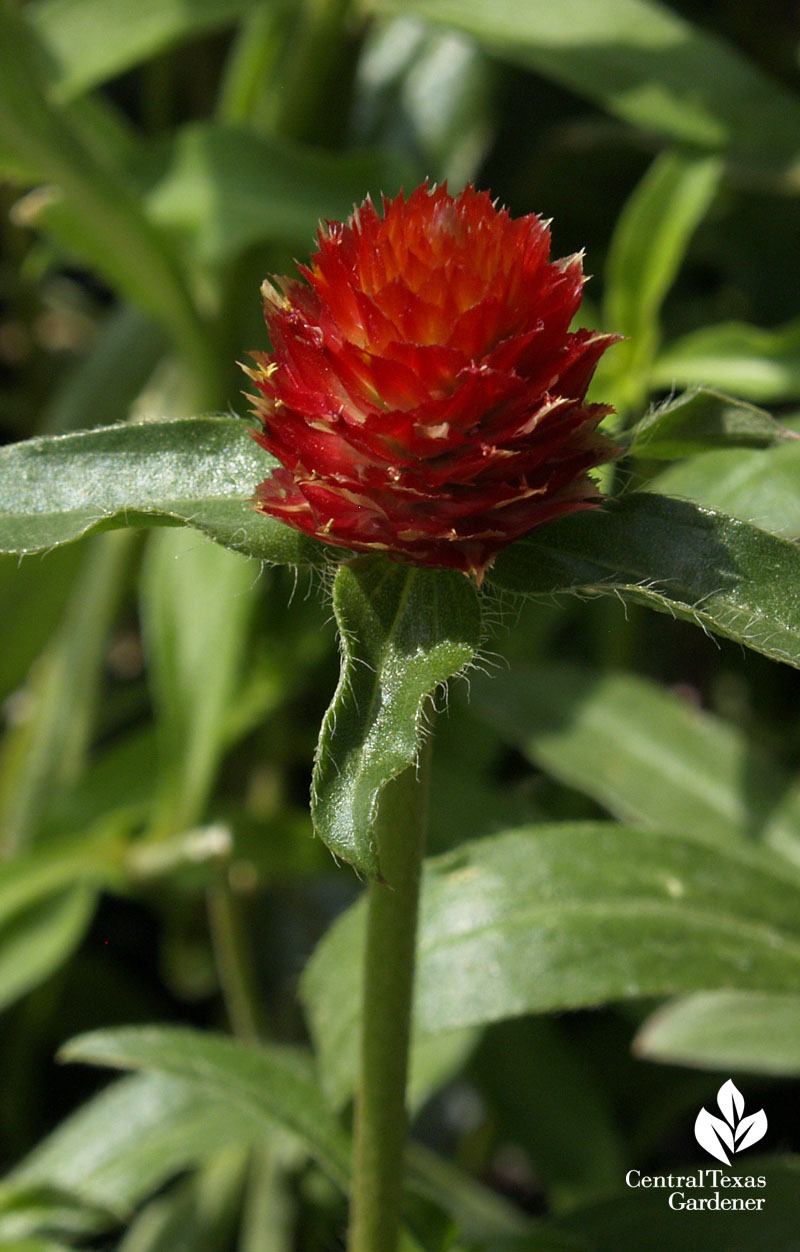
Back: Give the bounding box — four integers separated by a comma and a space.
347, 737, 432, 1252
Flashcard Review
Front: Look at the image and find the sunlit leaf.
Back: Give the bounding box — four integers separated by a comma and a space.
0, 417, 324, 564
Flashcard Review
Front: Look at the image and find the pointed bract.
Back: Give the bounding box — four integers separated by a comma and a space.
247, 182, 619, 580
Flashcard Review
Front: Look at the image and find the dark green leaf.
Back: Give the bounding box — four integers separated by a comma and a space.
487, 493, 800, 669
303, 823, 800, 1061
0, 417, 324, 564
0, 1183, 110, 1243
0, 547, 81, 704
370, 0, 800, 175
475, 1019, 625, 1211
0, 532, 132, 850
627, 389, 797, 459
115, 1151, 246, 1252
652, 317, 800, 404
312, 557, 481, 875
0, 828, 124, 1009
41, 307, 166, 435
472, 662, 792, 848
634, 991, 800, 1075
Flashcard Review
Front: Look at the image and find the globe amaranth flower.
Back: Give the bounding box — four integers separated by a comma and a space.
246, 182, 619, 582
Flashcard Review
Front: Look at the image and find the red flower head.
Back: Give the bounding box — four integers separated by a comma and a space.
247, 182, 619, 582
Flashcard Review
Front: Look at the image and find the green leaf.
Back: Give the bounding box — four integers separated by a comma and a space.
487, 493, 800, 669
472, 662, 792, 849
12, 1073, 275, 1216
302, 823, 800, 1055
312, 557, 481, 875
648, 441, 800, 544
652, 317, 800, 404
0, 417, 324, 564
0, 1183, 110, 1243
0, 531, 132, 851
60, 1027, 352, 1191
605, 154, 721, 344
369, 0, 800, 176
0, 8, 214, 394
474, 1018, 625, 1211
56, 1031, 532, 1245
602, 152, 721, 408
627, 389, 797, 459
0, 1242, 77, 1252
0, 828, 125, 1009
634, 991, 800, 1076
140, 529, 258, 834
41, 307, 166, 435
116, 1150, 246, 1252
0, 547, 81, 704
29, 0, 258, 100
142, 122, 418, 265
0, 886, 96, 1013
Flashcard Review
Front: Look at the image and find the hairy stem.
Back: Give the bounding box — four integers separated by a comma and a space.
347, 737, 431, 1252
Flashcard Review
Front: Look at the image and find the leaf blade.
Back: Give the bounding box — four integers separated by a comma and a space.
303, 823, 800, 1084
487, 493, 800, 669
369, 0, 800, 175
627, 389, 797, 459
312, 558, 481, 875
0, 417, 324, 565
635, 991, 800, 1075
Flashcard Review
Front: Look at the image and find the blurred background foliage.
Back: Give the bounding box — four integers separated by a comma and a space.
2, 0, 800, 1249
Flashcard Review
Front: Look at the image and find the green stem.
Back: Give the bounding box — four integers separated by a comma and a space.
347, 738, 432, 1252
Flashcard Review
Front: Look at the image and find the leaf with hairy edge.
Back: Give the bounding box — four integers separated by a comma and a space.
634, 991, 800, 1075
0, 418, 326, 564
302, 823, 800, 1080
627, 389, 797, 459
312, 558, 481, 876
487, 493, 800, 669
